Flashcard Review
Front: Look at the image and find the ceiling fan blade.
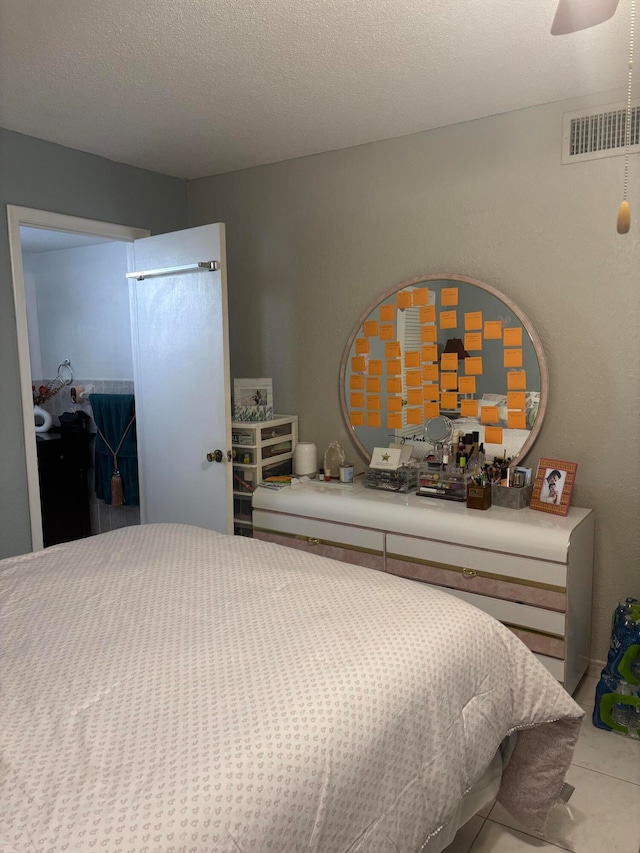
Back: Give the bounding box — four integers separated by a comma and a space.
551, 0, 620, 34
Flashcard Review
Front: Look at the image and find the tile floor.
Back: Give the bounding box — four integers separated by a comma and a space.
444, 675, 640, 853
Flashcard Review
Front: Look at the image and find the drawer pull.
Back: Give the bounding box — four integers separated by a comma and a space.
307, 537, 321, 546
462, 567, 478, 579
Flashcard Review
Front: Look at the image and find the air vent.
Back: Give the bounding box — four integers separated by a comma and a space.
562, 100, 640, 164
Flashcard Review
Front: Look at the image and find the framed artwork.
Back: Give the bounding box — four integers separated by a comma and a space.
232, 378, 274, 422
530, 458, 577, 516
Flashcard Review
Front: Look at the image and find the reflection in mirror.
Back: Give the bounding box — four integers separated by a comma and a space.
340, 274, 548, 465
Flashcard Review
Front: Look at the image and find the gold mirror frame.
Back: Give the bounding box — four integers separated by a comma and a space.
339, 273, 548, 464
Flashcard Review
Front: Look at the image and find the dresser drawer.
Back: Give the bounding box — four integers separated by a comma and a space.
507, 626, 565, 660
385, 555, 566, 612
422, 581, 566, 637
385, 533, 567, 590
254, 529, 385, 572
253, 509, 384, 554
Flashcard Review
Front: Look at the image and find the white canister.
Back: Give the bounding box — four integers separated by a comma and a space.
293, 442, 318, 477
339, 462, 354, 483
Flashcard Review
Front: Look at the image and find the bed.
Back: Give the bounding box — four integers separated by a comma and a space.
1, 523, 582, 852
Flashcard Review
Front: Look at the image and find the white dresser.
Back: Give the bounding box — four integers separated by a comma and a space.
253, 479, 594, 695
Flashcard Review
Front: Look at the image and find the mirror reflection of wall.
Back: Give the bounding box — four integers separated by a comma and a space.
340, 275, 547, 464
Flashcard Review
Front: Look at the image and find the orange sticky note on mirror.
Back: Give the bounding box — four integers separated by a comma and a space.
412, 287, 430, 306
385, 341, 401, 358
351, 356, 366, 372
507, 391, 525, 410
396, 291, 412, 309
379, 324, 395, 340
424, 402, 440, 419
423, 384, 439, 401
504, 348, 523, 368
421, 344, 438, 362
380, 304, 395, 322
367, 395, 381, 410
368, 359, 383, 376
407, 389, 423, 407
464, 332, 482, 351
406, 370, 422, 387
406, 407, 423, 425
366, 377, 381, 393
363, 320, 378, 337
458, 376, 476, 394
503, 327, 522, 347
387, 377, 402, 393
386, 359, 402, 375
420, 305, 436, 324
480, 405, 500, 424
507, 370, 526, 390
460, 399, 478, 418
508, 411, 527, 429
388, 396, 402, 412
422, 364, 439, 382
441, 391, 458, 409
421, 324, 438, 343
440, 310, 457, 329
355, 337, 369, 354
387, 413, 403, 429
465, 356, 483, 375
441, 352, 458, 371
404, 350, 421, 368
367, 412, 382, 428
350, 374, 364, 390
350, 411, 364, 426
484, 426, 504, 445
440, 372, 458, 390
441, 287, 459, 306
465, 311, 482, 330
350, 392, 364, 408
484, 320, 502, 339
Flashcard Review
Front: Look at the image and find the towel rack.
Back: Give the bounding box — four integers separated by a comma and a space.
126, 261, 220, 282
56, 358, 73, 385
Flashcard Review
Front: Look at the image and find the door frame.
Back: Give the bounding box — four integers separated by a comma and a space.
7, 205, 149, 551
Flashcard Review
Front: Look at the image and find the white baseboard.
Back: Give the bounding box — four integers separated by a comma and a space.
587, 658, 606, 679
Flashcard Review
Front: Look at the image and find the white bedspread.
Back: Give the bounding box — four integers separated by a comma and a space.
0, 524, 582, 852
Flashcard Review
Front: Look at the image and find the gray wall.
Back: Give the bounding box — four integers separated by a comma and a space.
0, 128, 188, 557
189, 91, 640, 662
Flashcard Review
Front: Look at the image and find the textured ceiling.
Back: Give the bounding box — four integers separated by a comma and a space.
0, 0, 633, 179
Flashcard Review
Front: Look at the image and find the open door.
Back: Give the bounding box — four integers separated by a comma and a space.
129, 223, 233, 533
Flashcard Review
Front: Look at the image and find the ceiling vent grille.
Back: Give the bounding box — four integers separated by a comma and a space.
562, 100, 640, 164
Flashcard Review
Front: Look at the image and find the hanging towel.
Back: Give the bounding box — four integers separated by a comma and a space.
89, 394, 139, 506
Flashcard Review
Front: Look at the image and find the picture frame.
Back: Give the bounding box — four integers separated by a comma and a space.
233, 378, 274, 422
530, 457, 577, 516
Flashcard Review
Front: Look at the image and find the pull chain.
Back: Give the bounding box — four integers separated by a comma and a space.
617, 0, 636, 234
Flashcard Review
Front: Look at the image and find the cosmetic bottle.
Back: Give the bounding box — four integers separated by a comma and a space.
477, 442, 486, 468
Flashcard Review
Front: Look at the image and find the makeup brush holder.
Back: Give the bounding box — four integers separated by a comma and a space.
491, 483, 533, 510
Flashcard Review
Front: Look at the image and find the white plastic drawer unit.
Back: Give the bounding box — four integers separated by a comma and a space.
252, 480, 594, 695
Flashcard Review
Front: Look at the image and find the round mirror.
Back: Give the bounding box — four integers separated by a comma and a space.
339, 274, 548, 464
425, 415, 453, 446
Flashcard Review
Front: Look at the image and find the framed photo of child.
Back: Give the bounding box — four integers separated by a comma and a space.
530, 458, 577, 516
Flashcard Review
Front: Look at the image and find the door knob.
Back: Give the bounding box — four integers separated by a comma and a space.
207, 449, 224, 463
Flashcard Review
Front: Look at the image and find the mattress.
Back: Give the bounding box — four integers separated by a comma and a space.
0, 524, 583, 852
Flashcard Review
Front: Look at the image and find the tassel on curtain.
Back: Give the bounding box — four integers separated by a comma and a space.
96, 414, 136, 506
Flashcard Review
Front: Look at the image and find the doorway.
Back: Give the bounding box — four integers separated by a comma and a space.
8, 206, 149, 551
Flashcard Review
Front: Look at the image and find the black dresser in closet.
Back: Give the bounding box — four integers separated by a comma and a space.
37, 426, 91, 547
